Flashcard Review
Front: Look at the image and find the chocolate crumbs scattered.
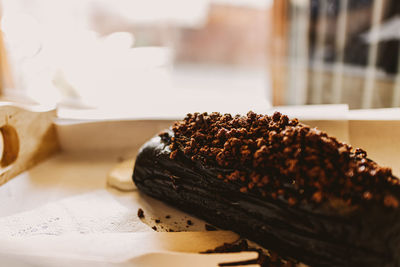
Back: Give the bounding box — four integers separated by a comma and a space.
155, 219, 161, 224
203, 240, 298, 267
203, 239, 249, 254
187, 220, 193, 226
160, 111, 400, 207
152, 226, 157, 231
205, 224, 217, 231
165, 215, 171, 219
137, 208, 144, 219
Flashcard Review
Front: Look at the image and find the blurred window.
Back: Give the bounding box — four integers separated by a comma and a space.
0, 0, 272, 119
272, 0, 400, 109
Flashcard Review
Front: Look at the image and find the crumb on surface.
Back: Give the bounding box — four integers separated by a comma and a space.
203, 239, 298, 267
205, 224, 217, 231
137, 208, 144, 219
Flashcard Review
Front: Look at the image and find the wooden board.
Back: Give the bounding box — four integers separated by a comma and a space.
0, 103, 59, 186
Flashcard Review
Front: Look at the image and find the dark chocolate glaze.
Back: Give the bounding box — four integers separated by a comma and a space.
133, 133, 400, 267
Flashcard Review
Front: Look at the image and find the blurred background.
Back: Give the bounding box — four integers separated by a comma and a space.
0, 0, 399, 118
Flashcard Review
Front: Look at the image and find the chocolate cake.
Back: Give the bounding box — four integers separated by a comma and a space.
132, 111, 400, 266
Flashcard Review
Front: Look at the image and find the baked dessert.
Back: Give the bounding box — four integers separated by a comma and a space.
133, 111, 400, 266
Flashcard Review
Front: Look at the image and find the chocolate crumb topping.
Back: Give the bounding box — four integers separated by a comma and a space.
155, 219, 161, 223
161, 111, 400, 207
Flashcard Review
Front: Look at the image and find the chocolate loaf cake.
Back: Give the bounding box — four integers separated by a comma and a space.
133, 111, 400, 266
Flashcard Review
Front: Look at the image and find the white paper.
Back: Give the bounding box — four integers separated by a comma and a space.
0, 231, 240, 262
0, 190, 151, 238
